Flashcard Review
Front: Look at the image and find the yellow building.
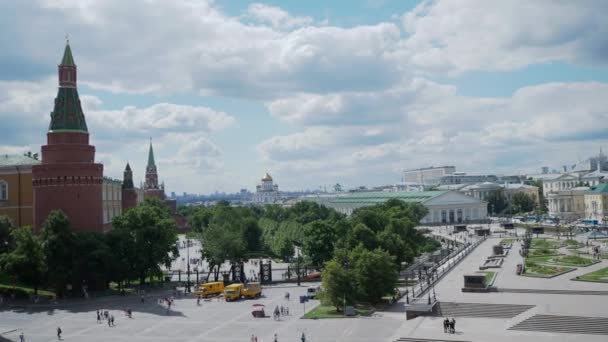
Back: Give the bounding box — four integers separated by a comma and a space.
0, 154, 41, 227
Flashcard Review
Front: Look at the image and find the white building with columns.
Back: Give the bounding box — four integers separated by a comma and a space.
305, 190, 487, 224
547, 187, 589, 221
253, 172, 280, 203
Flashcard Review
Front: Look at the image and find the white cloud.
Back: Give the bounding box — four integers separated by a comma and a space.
258, 80, 608, 188
247, 3, 313, 30
400, 0, 608, 73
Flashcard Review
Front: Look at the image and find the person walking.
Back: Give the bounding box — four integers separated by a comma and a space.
443, 317, 449, 333
274, 333, 278, 342
19, 331, 24, 342
250, 334, 255, 342
96, 310, 101, 323
301, 332, 306, 342
111, 315, 115, 326
450, 318, 456, 333
56, 327, 62, 340
107, 315, 111, 327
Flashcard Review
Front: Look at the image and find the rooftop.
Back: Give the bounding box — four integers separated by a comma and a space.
318, 190, 448, 205
0, 154, 41, 167
587, 183, 608, 193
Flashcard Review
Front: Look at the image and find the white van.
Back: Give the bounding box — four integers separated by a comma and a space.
306, 286, 321, 299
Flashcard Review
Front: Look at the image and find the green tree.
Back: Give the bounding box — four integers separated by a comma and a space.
303, 221, 336, 266
0, 226, 45, 294
350, 247, 397, 304
486, 191, 507, 214
526, 179, 548, 213
348, 223, 377, 250
377, 231, 411, 266
0, 215, 15, 255
242, 217, 262, 252
105, 228, 136, 292
202, 222, 246, 280
112, 198, 178, 286
320, 257, 354, 311
71, 232, 111, 291
41, 210, 75, 295
512, 192, 536, 213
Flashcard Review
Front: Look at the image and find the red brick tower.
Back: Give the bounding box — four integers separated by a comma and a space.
32, 41, 103, 232
144, 140, 166, 200
121, 163, 138, 211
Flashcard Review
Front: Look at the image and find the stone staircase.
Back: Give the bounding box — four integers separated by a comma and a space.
394, 338, 471, 342
509, 314, 608, 335
433, 302, 535, 318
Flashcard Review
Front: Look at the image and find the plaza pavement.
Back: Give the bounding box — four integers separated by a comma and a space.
385, 232, 608, 342
3, 229, 607, 342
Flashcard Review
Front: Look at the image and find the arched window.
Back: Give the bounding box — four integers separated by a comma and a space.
0, 180, 7, 201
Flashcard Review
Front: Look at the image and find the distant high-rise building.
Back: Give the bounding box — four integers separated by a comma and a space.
403, 166, 455, 185
541, 166, 549, 174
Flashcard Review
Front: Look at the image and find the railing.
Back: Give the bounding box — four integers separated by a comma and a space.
403, 236, 485, 306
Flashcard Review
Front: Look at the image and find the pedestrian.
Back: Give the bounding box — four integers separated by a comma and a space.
107, 316, 111, 327
111, 315, 115, 326
450, 318, 456, 333
286, 306, 289, 315
96, 310, 101, 323
280, 305, 284, 315
57, 327, 62, 340
443, 317, 448, 333
274, 333, 278, 342
197, 296, 201, 306
251, 334, 255, 342
301, 332, 306, 342
19, 331, 24, 342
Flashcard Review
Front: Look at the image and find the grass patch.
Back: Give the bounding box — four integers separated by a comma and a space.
0, 283, 55, 298
530, 239, 562, 249
485, 271, 495, 284
529, 255, 595, 266
529, 248, 562, 257
575, 267, 608, 283
500, 239, 513, 244
304, 304, 371, 319
523, 261, 574, 278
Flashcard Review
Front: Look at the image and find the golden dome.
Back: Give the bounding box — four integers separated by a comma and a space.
262, 172, 273, 181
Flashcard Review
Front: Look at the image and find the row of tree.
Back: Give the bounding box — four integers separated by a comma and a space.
184, 199, 440, 307
0, 198, 178, 296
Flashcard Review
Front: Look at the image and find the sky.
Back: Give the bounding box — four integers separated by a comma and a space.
1, 0, 608, 194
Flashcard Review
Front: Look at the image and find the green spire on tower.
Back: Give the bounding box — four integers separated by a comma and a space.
48, 40, 88, 133
61, 39, 75, 66
147, 139, 156, 170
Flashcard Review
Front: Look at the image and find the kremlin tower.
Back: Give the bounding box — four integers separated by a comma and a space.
121, 163, 138, 211
144, 140, 166, 200
32, 41, 104, 232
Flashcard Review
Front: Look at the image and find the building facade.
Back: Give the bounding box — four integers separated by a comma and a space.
503, 183, 539, 204
461, 182, 503, 201
547, 187, 588, 221
584, 184, 608, 222
102, 178, 122, 230
439, 173, 498, 185
305, 190, 487, 224
253, 172, 280, 203
0, 155, 40, 227
144, 141, 166, 200
403, 166, 455, 185
32, 41, 104, 233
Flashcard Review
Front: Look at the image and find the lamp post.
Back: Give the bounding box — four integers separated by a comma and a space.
186, 239, 191, 293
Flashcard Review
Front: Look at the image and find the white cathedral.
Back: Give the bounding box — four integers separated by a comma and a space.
253, 172, 281, 203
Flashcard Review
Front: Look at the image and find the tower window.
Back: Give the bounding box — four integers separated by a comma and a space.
0, 181, 7, 201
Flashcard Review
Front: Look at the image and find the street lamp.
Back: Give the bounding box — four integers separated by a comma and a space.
186, 239, 191, 293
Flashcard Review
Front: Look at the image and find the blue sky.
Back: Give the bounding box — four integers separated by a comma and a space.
1, 0, 607, 193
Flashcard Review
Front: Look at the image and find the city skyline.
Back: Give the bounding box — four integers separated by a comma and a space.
1, 0, 607, 193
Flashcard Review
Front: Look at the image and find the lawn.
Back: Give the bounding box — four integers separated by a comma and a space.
303, 304, 371, 319
529, 248, 562, 257
500, 239, 513, 244
528, 255, 595, 266
575, 267, 608, 283
0, 283, 55, 298
523, 261, 574, 278
530, 239, 562, 249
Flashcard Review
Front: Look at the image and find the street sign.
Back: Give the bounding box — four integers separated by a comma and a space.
300, 295, 308, 304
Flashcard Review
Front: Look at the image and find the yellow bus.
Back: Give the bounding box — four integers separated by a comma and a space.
224, 283, 245, 301
242, 282, 262, 299
196, 282, 224, 298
